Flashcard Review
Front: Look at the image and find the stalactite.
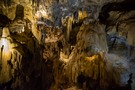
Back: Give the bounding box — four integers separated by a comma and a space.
67, 15, 73, 41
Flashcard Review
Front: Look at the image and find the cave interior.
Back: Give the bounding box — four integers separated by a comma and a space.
0, 0, 135, 90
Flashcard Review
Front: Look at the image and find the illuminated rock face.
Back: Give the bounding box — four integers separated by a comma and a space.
0, 28, 12, 84
0, 26, 41, 90
0, 0, 135, 90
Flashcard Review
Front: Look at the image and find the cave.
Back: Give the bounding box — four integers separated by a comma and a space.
0, 0, 135, 90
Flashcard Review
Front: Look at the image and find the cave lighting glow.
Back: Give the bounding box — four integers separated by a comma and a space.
35, 10, 47, 18
0, 38, 11, 64
85, 55, 98, 62
35, 5, 48, 18
0, 27, 11, 58
0, 38, 10, 54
